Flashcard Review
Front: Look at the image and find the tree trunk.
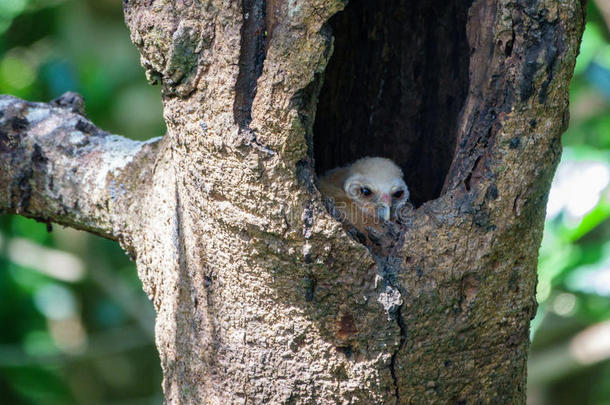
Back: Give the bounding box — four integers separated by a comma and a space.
0, 0, 585, 403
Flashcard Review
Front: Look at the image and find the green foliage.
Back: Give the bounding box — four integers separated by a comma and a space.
0, 0, 163, 403
529, 3, 610, 404
0, 0, 165, 139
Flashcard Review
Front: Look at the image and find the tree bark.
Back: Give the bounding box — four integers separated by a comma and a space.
0, 92, 160, 253
0, 0, 586, 403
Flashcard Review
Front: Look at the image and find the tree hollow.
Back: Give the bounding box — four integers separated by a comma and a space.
313, 0, 473, 206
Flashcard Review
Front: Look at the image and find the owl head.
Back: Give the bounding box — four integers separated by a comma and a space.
343, 157, 409, 221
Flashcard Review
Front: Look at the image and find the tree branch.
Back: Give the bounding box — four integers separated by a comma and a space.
0, 93, 161, 251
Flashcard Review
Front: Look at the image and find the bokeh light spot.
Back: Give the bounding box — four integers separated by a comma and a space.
553, 293, 577, 316
33, 284, 77, 320
0, 0, 27, 16
0, 54, 36, 90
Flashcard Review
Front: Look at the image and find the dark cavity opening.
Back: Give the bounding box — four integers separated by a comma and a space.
313, 0, 472, 206
234, 0, 267, 129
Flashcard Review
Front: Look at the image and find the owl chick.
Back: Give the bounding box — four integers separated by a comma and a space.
318, 157, 409, 236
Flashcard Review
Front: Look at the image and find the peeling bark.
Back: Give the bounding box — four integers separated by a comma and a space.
0, 93, 161, 254
0, 0, 586, 403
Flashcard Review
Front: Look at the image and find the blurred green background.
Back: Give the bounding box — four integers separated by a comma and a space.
0, 0, 164, 403
528, 2, 610, 404
1, 0, 610, 404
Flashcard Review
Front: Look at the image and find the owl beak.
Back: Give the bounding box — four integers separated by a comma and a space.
377, 203, 390, 221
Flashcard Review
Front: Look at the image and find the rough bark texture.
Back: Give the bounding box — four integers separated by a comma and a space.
0, 92, 160, 254
0, 0, 586, 403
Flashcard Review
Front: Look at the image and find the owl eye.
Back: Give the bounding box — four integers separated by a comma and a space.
393, 189, 404, 199
360, 187, 373, 197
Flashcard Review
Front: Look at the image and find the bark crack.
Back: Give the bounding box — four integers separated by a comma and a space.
234, 0, 268, 129
242, 127, 276, 155
390, 304, 407, 402
375, 253, 408, 403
